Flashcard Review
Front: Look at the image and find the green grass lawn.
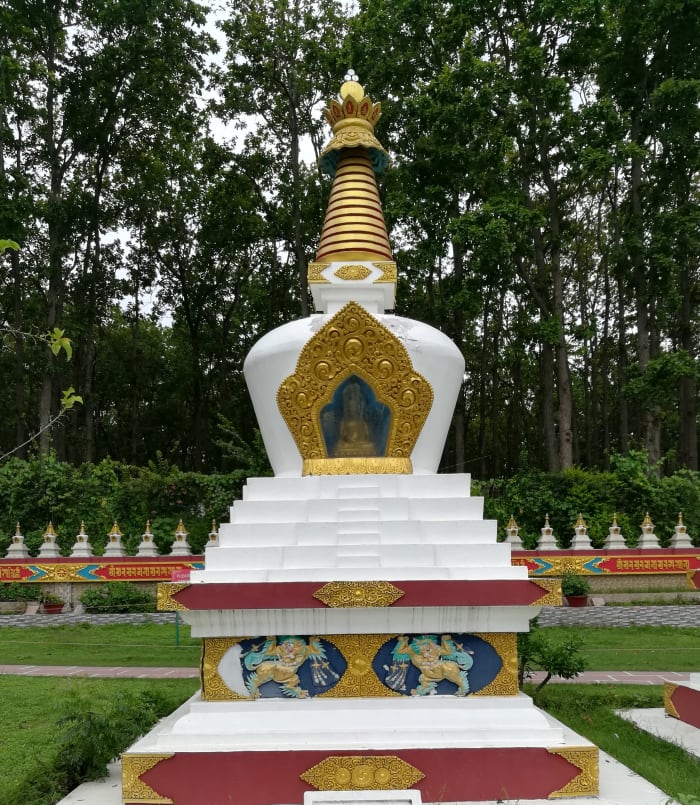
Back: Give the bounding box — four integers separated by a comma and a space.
0, 621, 201, 666
541, 625, 700, 671
1, 623, 699, 671
535, 684, 700, 802
0, 676, 198, 805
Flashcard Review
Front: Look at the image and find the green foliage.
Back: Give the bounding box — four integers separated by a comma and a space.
79, 582, 155, 613
1, 677, 197, 805
0, 582, 38, 601
0, 454, 247, 555
483, 451, 700, 547
55, 688, 169, 785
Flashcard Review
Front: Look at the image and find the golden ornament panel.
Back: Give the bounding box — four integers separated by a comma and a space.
547, 747, 599, 798
121, 754, 174, 803
334, 264, 372, 281
312, 581, 406, 608
372, 261, 398, 283
530, 578, 562, 606
301, 755, 425, 791
664, 682, 680, 718
277, 301, 433, 467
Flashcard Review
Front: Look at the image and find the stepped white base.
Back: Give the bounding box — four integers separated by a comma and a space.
122, 694, 598, 804
190, 474, 528, 586
129, 693, 564, 752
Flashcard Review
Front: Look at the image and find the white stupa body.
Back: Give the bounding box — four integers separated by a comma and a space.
123, 77, 596, 805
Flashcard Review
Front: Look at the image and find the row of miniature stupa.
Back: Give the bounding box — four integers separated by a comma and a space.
5, 512, 692, 558
505, 512, 693, 549
3, 519, 219, 559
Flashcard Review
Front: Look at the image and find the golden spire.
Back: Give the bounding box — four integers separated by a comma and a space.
316, 71, 392, 264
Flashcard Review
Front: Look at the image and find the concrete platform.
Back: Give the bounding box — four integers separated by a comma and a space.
619, 707, 700, 759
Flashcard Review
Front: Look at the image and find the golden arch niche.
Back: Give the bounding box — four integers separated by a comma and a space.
277, 302, 433, 475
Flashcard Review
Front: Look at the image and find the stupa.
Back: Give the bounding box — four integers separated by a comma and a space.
123, 73, 597, 805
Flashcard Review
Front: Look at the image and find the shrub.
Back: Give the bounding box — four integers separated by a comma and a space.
518, 617, 587, 692
79, 582, 155, 613
0, 582, 40, 601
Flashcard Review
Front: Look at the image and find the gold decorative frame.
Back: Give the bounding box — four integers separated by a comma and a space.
313, 581, 405, 608
530, 578, 562, 606
472, 632, 518, 696
202, 637, 247, 701
664, 682, 680, 718
547, 747, 599, 798
301, 755, 424, 791
156, 583, 189, 611
277, 301, 433, 468
121, 754, 173, 803
319, 634, 401, 698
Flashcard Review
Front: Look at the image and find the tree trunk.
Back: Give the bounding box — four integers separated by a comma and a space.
541, 342, 559, 472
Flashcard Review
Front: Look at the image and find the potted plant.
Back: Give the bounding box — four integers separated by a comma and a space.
560, 570, 591, 607
39, 590, 65, 614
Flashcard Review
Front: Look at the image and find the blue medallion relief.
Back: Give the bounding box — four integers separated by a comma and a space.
320, 375, 391, 458
239, 636, 346, 699
373, 633, 502, 696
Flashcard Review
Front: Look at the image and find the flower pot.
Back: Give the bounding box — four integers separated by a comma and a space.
41, 602, 64, 614
565, 594, 588, 608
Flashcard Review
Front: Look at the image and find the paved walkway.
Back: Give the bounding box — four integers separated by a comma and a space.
0, 663, 689, 684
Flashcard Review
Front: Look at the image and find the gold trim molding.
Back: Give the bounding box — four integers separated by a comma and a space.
372, 261, 397, 283
547, 747, 599, 798
121, 754, 173, 803
531, 578, 562, 606
156, 583, 189, 611
664, 682, 680, 718
278, 301, 433, 466
301, 755, 424, 791
303, 457, 412, 475
313, 581, 405, 608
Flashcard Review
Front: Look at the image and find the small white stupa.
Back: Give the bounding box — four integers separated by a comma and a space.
136, 520, 158, 557
570, 513, 591, 550
6, 522, 30, 559
603, 513, 627, 550
103, 522, 126, 557
37, 522, 61, 558
670, 512, 692, 549
69, 521, 93, 557
638, 512, 659, 549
